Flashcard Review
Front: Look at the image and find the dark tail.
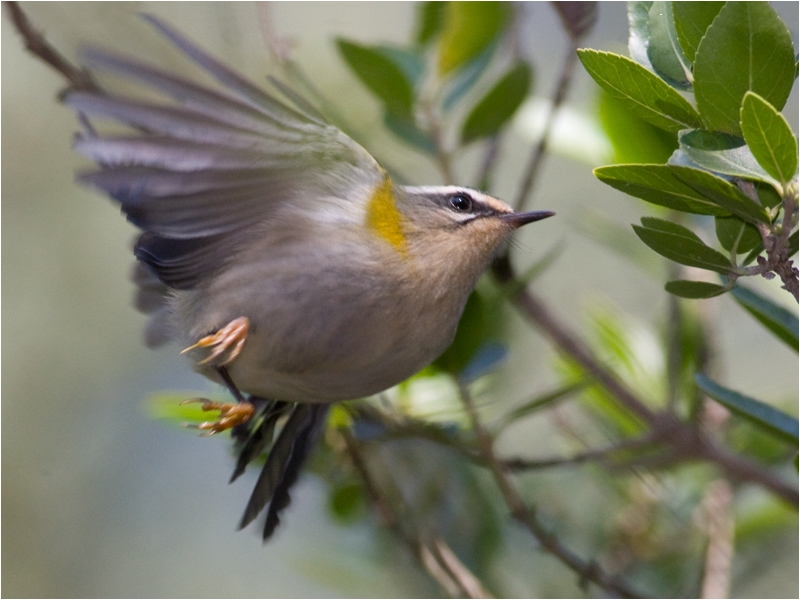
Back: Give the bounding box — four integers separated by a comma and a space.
234, 402, 330, 540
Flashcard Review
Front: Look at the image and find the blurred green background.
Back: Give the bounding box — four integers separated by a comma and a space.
3, 2, 797, 597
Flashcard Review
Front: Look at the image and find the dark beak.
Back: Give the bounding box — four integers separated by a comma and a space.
501, 210, 556, 228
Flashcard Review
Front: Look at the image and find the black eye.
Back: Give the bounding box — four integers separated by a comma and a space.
449, 194, 473, 212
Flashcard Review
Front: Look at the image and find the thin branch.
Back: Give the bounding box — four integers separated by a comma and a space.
512, 39, 580, 209
5, 1, 100, 93
340, 427, 493, 599
458, 385, 646, 599
699, 480, 734, 599
503, 434, 666, 472
491, 260, 799, 505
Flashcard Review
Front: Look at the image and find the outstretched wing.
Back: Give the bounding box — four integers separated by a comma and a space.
64, 15, 383, 291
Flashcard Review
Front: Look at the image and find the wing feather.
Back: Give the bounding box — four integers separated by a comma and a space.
67, 15, 383, 298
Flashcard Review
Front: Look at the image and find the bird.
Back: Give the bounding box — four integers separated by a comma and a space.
62, 15, 555, 540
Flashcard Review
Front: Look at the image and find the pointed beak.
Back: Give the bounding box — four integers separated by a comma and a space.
501, 210, 556, 228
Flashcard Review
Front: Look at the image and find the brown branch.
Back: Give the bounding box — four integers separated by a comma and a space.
699, 480, 734, 599
5, 2, 100, 93
339, 427, 493, 598
512, 39, 580, 209
458, 385, 646, 599
491, 255, 799, 506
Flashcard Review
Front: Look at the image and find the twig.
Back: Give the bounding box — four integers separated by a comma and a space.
699, 480, 734, 599
491, 259, 799, 506
512, 39, 580, 209
458, 385, 646, 599
5, 1, 100, 93
339, 427, 493, 598
503, 434, 665, 472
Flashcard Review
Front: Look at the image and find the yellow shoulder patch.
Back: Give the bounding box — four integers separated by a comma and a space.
365, 176, 406, 254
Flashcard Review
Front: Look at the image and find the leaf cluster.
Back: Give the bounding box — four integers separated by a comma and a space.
579, 1, 798, 303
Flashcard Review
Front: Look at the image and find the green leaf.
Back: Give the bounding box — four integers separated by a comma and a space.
337, 40, 414, 118
672, 2, 724, 62
375, 46, 426, 89
714, 216, 762, 254
695, 374, 799, 444
328, 481, 365, 523
754, 180, 783, 210
383, 112, 436, 154
664, 280, 729, 299
693, 2, 796, 135
496, 381, 587, 432
789, 230, 799, 259
646, 1, 691, 89
442, 44, 495, 110
595, 164, 729, 216
740, 92, 799, 186
627, 2, 654, 69
678, 129, 777, 186
670, 166, 771, 224
633, 217, 731, 273
731, 286, 799, 351
599, 91, 678, 164
438, 2, 509, 75
577, 49, 702, 133
145, 391, 228, 431
461, 62, 532, 144
416, 1, 446, 46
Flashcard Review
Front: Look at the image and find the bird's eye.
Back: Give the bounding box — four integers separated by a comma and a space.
449, 194, 473, 212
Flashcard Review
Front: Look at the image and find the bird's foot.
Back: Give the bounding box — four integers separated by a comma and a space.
180, 398, 256, 436
181, 316, 250, 366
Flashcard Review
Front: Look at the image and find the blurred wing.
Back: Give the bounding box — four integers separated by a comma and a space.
64, 15, 382, 290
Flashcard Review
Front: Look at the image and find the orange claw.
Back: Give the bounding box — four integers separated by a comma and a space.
181, 316, 250, 367
180, 398, 255, 436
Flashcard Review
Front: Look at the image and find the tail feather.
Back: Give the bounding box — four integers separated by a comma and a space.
235, 402, 329, 540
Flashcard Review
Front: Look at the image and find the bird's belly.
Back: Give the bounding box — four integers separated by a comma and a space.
178, 237, 467, 403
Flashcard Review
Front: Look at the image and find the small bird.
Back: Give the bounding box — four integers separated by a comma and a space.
64, 15, 554, 539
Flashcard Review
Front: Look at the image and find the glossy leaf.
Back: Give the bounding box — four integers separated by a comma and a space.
664, 280, 729, 299
627, 1, 653, 70
740, 92, 799, 186
461, 62, 532, 144
646, 1, 691, 89
694, 2, 796, 135
790, 231, 799, 259
754, 180, 783, 210
578, 49, 702, 133
438, 2, 509, 75
633, 217, 731, 273
595, 164, 729, 216
714, 216, 762, 255
671, 166, 771, 224
678, 129, 777, 186
731, 286, 799, 351
696, 374, 799, 444
672, 2, 724, 62
337, 40, 414, 118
